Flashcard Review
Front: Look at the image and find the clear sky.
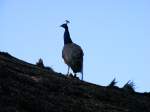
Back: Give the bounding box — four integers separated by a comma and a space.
0, 0, 150, 92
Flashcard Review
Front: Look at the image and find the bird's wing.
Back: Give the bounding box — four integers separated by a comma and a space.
62, 43, 84, 65
71, 43, 83, 58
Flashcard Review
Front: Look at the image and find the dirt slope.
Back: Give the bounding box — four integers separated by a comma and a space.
0, 52, 150, 112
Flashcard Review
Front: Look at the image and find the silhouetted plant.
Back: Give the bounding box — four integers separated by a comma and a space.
123, 80, 135, 92
36, 58, 44, 68
107, 78, 117, 88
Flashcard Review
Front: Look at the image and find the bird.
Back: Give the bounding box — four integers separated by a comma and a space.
60, 20, 84, 80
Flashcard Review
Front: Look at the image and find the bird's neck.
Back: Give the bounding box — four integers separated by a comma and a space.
64, 28, 72, 44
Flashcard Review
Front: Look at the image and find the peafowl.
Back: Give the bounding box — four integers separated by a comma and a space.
60, 20, 84, 80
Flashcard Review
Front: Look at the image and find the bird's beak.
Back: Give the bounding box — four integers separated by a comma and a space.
60, 25, 63, 27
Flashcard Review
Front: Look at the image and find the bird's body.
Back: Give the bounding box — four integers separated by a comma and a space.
61, 21, 84, 80
62, 43, 83, 73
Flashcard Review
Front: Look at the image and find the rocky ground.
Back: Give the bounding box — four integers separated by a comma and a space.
0, 52, 150, 112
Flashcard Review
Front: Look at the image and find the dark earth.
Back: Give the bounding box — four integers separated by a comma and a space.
0, 52, 150, 112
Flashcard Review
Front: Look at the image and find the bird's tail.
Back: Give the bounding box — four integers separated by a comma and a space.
81, 60, 83, 80
81, 71, 83, 80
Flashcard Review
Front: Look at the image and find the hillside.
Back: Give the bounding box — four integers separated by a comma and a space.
0, 52, 150, 112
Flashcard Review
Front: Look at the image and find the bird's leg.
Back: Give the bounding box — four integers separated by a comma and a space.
81, 72, 83, 80
67, 66, 70, 76
74, 73, 77, 78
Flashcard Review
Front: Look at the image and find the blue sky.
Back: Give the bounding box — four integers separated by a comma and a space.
0, 0, 150, 92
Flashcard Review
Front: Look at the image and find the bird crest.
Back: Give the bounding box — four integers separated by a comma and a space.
65, 20, 70, 24
60, 20, 70, 29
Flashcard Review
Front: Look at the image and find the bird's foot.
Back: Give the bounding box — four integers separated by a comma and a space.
73, 74, 79, 80
66, 73, 79, 79
73, 74, 77, 78
66, 73, 73, 77
69, 73, 74, 78
66, 73, 69, 77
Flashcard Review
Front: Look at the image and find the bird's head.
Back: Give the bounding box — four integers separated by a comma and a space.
60, 20, 70, 29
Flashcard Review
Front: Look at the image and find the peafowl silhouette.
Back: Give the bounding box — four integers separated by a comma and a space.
60, 20, 84, 80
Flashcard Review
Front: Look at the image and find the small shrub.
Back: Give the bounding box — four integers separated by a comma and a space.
123, 80, 135, 92
107, 78, 117, 88
36, 58, 44, 68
